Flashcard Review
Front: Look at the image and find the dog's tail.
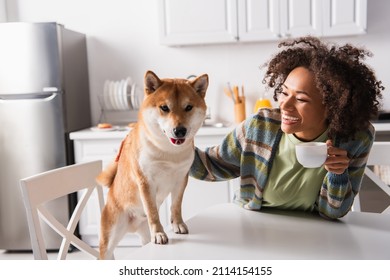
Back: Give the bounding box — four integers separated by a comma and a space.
96, 161, 118, 187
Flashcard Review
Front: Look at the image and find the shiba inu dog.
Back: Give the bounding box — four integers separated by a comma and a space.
96, 70, 208, 259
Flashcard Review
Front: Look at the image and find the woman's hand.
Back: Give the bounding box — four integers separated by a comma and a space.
324, 140, 350, 174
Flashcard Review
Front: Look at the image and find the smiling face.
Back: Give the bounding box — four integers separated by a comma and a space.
278, 67, 328, 141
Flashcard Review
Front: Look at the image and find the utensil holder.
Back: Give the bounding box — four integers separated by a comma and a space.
234, 97, 246, 123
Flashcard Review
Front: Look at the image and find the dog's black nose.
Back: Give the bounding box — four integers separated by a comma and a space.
173, 126, 187, 138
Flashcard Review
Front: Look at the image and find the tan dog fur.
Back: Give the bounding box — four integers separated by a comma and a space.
96, 71, 208, 259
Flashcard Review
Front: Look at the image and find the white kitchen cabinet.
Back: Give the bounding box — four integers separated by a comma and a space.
70, 130, 146, 247
322, 0, 367, 36
158, 0, 238, 45
69, 126, 235, 246
238, 0, 322, 41
278, 0, 323, 38
237, 0, 280, 41
159, 0, 367, 46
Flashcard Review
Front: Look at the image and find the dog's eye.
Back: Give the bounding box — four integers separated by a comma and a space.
160, 105, 170, 112
185, 105, 193, 112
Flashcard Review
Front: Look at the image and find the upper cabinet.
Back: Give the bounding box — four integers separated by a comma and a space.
237, 0, 281, 41
278, 0, 323, 38
158, 0, 238, 45
158, 0, 367, 46
322, 0, 367, 36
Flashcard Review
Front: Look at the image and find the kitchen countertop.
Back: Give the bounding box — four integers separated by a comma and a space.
69, 122, 390, 140
69, 124, 235, 140
371, 121, 390, 132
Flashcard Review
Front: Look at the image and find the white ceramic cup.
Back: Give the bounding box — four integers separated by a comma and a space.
295, 142, 328, 168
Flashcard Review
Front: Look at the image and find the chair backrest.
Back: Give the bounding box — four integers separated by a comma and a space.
353, 142, 390, 214
20, 160, 105, 260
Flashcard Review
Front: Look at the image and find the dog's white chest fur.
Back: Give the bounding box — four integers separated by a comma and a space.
139, 143, 194, 204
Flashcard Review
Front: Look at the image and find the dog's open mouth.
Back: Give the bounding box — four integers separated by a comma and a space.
169, 138, 185, 145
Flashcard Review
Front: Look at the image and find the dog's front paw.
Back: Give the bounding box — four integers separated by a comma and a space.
153, 232, 168, 244
172, 222, 189, 234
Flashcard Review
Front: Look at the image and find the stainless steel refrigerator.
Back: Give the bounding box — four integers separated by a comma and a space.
0, 22, 91, 250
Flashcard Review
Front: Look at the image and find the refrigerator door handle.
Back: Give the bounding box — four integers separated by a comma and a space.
43, 87, 59, 92
0, 92, 59, 101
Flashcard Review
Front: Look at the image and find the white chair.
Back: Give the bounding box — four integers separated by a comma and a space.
20, 160, 105, 260
353, 142, 390, 213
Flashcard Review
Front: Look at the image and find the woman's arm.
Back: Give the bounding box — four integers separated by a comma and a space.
317, 128, 375, 219
190, 124, 245, 182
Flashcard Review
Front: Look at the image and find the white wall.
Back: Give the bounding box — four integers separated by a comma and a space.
5, 0, 390, 124
0, 0, 7, 21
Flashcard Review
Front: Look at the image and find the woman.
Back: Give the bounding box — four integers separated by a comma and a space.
190, 36, 384, 219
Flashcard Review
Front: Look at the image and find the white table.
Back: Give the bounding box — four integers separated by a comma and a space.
125, 203, 390, 260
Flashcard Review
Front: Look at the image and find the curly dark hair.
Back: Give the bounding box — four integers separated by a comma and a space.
262, 36, 384, 142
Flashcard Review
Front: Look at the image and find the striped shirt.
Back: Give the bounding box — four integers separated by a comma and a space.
190, 108, 375, 219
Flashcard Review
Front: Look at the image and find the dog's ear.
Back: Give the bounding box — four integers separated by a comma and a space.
144, 71, 162, 95
190, 74, 208, 98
